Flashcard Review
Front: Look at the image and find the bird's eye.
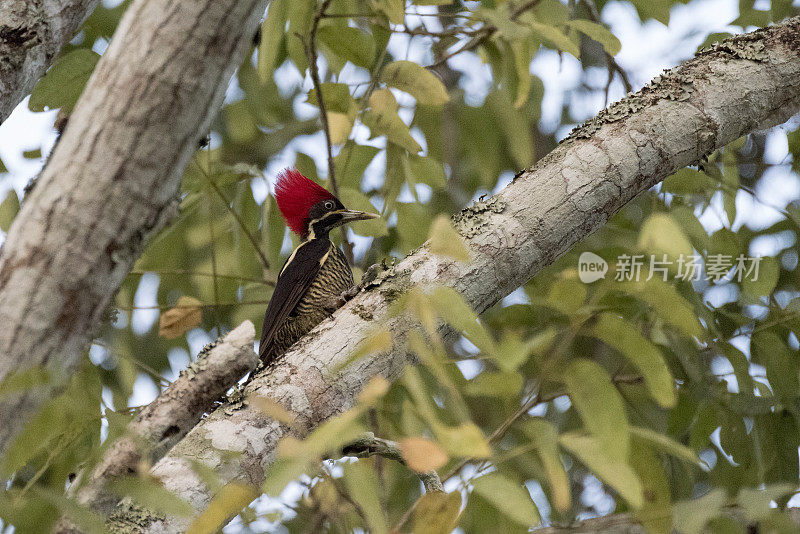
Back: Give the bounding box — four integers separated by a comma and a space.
323, 200, 334, 210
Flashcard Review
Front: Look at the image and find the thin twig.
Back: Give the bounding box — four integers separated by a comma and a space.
113, 300, 271, 311
427, 0, 544, 69
128, 269, 274, 285
192, 157, 271, 270
304, 0, 355, 264
442, 373, 644, 483
206, 196, 222, 332
580, 0, 632, 100
342, 433, 444, 493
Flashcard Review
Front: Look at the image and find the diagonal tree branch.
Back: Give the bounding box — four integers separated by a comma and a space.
55, 321, 258, 533
0, 0, 100, 125
0, 0, 270, 460
114, 18, 800, 533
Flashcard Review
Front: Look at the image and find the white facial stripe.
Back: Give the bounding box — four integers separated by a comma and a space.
307, 211, 345, 236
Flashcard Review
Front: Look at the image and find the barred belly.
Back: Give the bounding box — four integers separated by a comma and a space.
267, 245, 353, 359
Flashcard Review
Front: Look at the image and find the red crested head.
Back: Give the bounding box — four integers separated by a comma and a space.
274, 169, 336, 236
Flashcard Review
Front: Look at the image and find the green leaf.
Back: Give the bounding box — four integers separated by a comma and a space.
486, 90, 533, 168
407, 154, 446, 188
363, 89, 422, 153
672, 489, 727, 534
342, 461, 387, 534
262, 458, 312, 496
523, 419, 571, 512
438, 423, 491, 458
559, 432, 643, 509
752, 331, 799, 399
528, 22, 579, 58
428, 215, 469, 261
286, 0, 315, 71
566, 19, 621, 55
302, 408, 367, 459
629, 426, 703, 467
741, 256, 778, 298
188, 482, 259, 533
110, 477, 194, 517
471, 472, 540, 527
637, 213, 693, 266
306, 83, 353, 113
338, 188, 386, 237
428, 286, 497, 356
564, 359, 630, 462
630, 0, 673, 24
629, 439, 672, 534
376, 0, 404, 24
737, 484, 797, 522
618, 279, 704, 338
334, 142, 380, 189
381, 60, 449, 105
722, 162, 738, 226
591, 313, 676, 407
0, 366, 49, 399
0, 156, 7, 173
546, 278, 586, 314
0, 189, 20, 232
29, 487, 108, 534
318, 25, 376, 69
29, 49, 100, 112
508, 39, 532, 108
662, 168, 715, 195
23, 148, 42, 159
258, 0, 288, 81
464, 371, 523, 397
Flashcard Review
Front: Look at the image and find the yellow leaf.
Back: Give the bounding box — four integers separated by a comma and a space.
560, 432, 643, 509
428, 215, 469, 261
358, 375, 390, 406
252, 396, 295, 424
187, 482, 258, 534
399, 437, 449, 472
158, 296, 202, 339
327, 112, 354, 145
381, 60, 449, 105
0, 189, 20, 232
412, 491, 462, 534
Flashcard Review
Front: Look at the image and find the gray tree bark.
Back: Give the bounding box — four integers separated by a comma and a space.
0, 0, 269, 459
109, 18, 800, 533
0, 0, 99, 124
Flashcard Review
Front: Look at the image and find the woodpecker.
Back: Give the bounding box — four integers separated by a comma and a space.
258, 169, 379, 364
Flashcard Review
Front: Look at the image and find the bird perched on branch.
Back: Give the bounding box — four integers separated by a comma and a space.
258, 169, 379, 364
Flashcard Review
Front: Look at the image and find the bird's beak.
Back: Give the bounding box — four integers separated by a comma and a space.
338, 209, 380, 222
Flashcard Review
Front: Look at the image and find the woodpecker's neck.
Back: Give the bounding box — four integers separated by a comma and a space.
304, 211, 345, 241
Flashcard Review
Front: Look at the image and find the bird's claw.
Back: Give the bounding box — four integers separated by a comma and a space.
340, 285, 361, 304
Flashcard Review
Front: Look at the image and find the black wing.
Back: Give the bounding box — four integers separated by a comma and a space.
258, 239, 331, 361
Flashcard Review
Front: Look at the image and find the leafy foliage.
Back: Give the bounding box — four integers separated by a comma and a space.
3, 0, 800, 533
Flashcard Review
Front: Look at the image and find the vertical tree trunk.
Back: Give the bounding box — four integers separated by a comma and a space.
0, 0, 269, 458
